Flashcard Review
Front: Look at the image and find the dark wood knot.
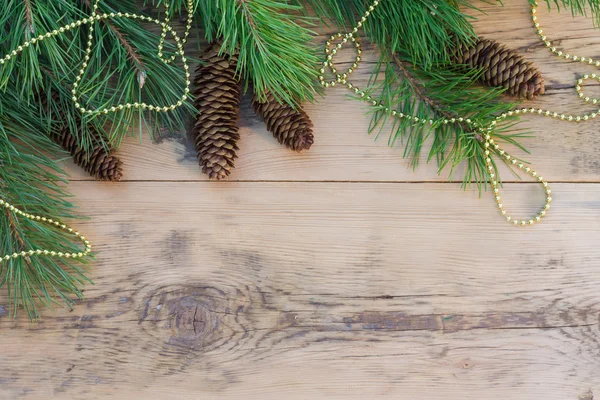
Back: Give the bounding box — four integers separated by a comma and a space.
165, 295, 218, 348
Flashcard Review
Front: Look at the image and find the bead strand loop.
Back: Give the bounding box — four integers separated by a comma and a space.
319, 0, 563, 226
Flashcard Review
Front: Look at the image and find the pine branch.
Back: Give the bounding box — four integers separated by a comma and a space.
2, 209, 41, 301
303, 0, 530, 188
391, 53, 478, 139
4, 208, 28, 255
1, 0, 195, 153
535, 0, 600, 24
197, 0, 320, 106
360, 48, 523, 189
0, 109, 92, 318
300, 0, 478, 69
81, 0, 145, 74
22, 0, 33, 36
105, 21, 146, 74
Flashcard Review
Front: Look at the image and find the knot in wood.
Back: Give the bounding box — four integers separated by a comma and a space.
165, 295, 218, 348
139, 284, 254, 357
167, 296, 215, 343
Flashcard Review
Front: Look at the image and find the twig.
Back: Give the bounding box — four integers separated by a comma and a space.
105, 22, 146, 72
23, 0, 34, 37
23, 0, 32, 26
391, 52, 482, 141
80, 0, 145, 73
4, 207, 33, 265
237, 0, 258, 30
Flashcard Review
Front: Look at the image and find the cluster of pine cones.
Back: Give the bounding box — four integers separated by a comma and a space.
40, 42, 315, 182
41, 38, 544, 182
191, 42, 314, 180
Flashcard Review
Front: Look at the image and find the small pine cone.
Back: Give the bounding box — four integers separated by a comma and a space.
40, 88, 123, 181
53, 125, 123, 181
251, 91, 314, 152
192, 43, 241, 180
453, 38, 545, 100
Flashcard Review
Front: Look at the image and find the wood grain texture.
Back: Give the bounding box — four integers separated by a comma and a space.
1, 182, 599, 399
1, 0, 600, 399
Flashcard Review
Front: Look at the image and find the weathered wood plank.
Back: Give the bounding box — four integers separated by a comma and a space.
2, 1, 599, 399
0, 181, 598, 399
60, 0, 600, 183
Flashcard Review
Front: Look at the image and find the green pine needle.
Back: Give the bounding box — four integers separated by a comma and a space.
196, 0, 320, 106
534, 0, 600, 25
0, 87, 92, 319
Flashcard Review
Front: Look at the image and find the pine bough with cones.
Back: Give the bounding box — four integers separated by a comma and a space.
191, 43, 315, 180
42, 35, 544, 183
22, 3, 551, 185
4, 0, 591, 317
187, 36, 544, 180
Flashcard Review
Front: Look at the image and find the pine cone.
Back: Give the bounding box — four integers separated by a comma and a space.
192, 43, 241, 180
251, 91, 314, 152
52, 125, 123, 181
453, 38, 545, 100
40, 89, 123, 181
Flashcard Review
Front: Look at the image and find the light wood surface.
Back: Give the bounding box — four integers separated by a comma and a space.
1, 1, 600, 399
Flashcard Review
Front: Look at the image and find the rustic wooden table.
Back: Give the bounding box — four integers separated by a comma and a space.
1, 1, 599, 399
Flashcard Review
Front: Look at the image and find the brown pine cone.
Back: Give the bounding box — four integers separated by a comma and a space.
53, 125, 123, 181
40, 89, 123, 181
192, 43, 241, 180
453, 38, 545, 100
251, 91, 314, 152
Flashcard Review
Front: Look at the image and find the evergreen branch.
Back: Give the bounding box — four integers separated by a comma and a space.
300, 0, 478, 69
1, 0, 195, 153
238, 0, 256, 28
534, 0, 600, 24
23, 0, 33, 36
4, 207, 28, 254
390, 52, 478, 139
22, 0, 32, 23
103, 21, 146, 73
361, 50, 522, 188
2, 209, 41, 304
0, 0, 201, 317
81, 0, 145, 73
0, 89, 92, 318
197, 0, 321, 106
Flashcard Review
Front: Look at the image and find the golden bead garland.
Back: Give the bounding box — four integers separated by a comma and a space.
0, 0, 194, 115
318, 0, 600, 226
0, 199, 92, 262
0, 0, 193, 264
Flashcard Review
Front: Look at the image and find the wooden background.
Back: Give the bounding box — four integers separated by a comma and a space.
1, 1, 600, 399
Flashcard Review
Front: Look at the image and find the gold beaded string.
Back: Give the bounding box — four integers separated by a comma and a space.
0, 0, 194, 115
158, 2, 193, 64
73, 0, 194, 115
0, 0, 194, 264
319, 0, 561, 227
531, 1, 600, 116
0, 199, 92, 262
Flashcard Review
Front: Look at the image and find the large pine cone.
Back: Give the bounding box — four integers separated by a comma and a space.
453, 38, 545, 100
251, 91, 314, 152
40, 89, 123, 181
191, 43, 241, 180
53, 125, 123, 181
